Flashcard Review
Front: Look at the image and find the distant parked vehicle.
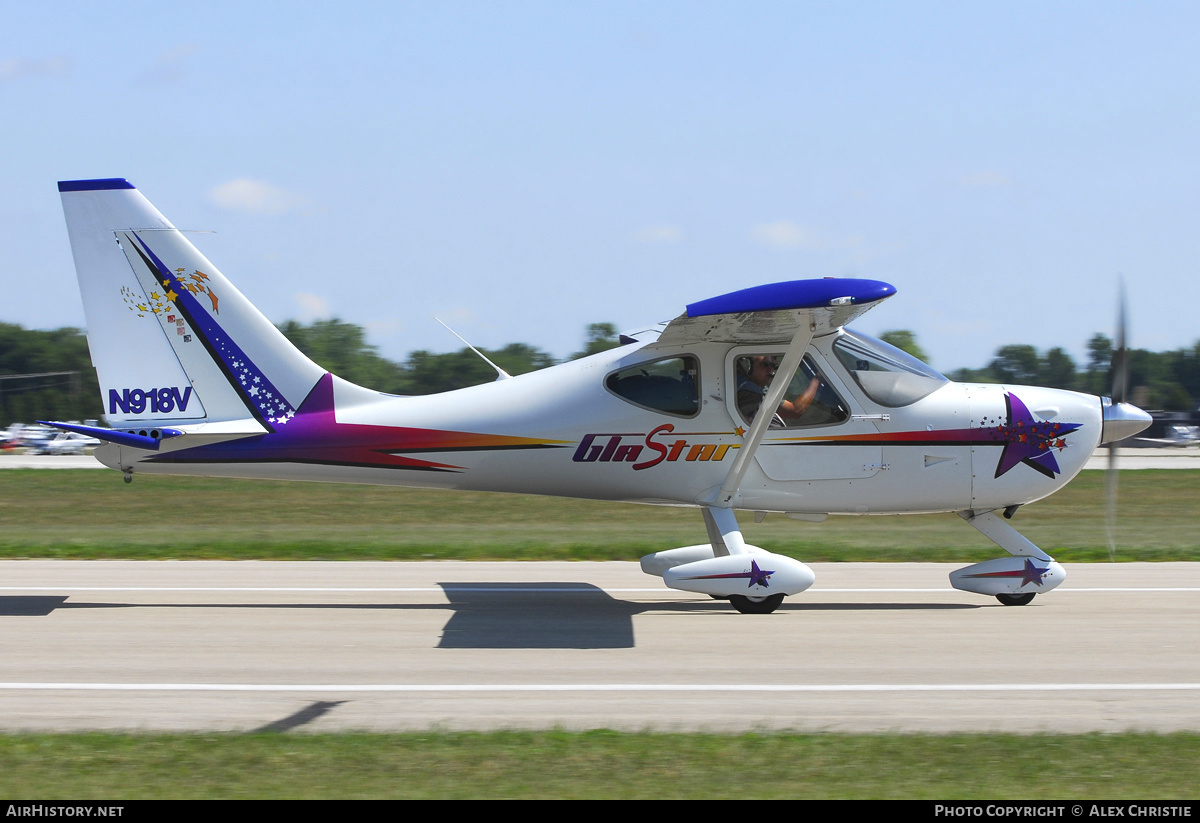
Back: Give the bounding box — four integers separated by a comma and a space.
1143, 424, 1200, 448
1130, 413, 1200, 448
34, 432, 99, 455
0, 425, 19, 451
23, 425, 101, 455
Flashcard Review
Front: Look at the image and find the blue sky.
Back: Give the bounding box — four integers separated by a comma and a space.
4, 1, 1199, 371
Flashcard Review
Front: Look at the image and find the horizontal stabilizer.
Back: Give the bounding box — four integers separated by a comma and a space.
40, 420, 181, 451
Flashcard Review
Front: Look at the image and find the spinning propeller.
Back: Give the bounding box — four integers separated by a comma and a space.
1101, 279, 1150, 561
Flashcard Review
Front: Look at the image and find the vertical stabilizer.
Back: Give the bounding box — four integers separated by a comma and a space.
59, 179, 327, 427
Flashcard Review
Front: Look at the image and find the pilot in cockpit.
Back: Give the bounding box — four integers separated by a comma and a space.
736, 355, 821, 426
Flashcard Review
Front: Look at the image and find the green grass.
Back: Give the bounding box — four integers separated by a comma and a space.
0, 469, 1196, 561
0, 731, 1196, 799
2, 471, 1197, 798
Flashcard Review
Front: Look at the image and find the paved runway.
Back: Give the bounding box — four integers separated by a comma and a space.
0, 560, 1197, 734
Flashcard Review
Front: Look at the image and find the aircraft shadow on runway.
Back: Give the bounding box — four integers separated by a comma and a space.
254, 701, 347, 733
0, 590, 978, 650
0, 596, 70, 616
435, 584, 978, 648
436, 583, 636, 649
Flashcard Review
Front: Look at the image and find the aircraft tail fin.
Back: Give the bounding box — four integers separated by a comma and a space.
59, 179, 334, 428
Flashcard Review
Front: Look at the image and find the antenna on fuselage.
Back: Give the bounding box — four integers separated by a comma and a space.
434, 317, 512, 381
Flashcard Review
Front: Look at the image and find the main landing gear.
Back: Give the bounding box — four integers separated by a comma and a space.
995, 592, 1036, 606
729, 593, 786, 614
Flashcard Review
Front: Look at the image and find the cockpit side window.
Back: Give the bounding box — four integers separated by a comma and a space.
832, 331, 948, 407
734, 353, 849, 428
605, 356, 700, 417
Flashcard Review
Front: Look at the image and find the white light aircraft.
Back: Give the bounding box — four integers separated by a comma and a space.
0, 424, 22, 451
50, 179, 1152, 613
30, 430, 101, 456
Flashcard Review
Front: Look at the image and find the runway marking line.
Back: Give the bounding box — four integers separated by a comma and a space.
0, 586, 1197, 593
1, 683, 1198, 693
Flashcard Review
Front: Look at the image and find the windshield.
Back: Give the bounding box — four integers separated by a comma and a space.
832, 331, 948, 407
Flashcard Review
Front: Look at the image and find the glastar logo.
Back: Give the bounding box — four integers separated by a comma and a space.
572, 424, 738, 471
572, 392, 1081, 478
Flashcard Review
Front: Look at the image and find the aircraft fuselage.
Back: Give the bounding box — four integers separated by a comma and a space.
95, 330, 1102, 517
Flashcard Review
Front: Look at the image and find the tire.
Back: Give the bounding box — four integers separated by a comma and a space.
729, 593, 785, 614
996, 592, 1036, 606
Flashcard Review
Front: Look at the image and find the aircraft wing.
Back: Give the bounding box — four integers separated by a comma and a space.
642, 278, 897, 509
656, 278, 895, 345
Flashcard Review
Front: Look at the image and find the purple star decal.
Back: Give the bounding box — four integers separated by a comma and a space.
1019, 558, 1050, 587
761, 391, 1082, 480
746, 560, 773, 588
990, 393, 1081, 479
965, 558, 1051, 588
684, 559, 776, 589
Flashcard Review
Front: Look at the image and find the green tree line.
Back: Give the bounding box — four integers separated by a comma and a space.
941, 333, 1200, 411
276, 319, 620, 396
0, 323, 101, 427
2, 319, 1197, 427
0, 319, 624, 426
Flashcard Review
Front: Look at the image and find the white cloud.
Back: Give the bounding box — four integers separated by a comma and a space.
749, 220, 825, 250
139, 44, 200, 85
294, 293, 329, 320
958, 170, 1014, 188
749, 222, 873, 259
157, 44, 200, 63
0, 57, 68, 82
436, 306, 476, 326
632, 224, 684, 244
210, 179, 310, 215
365, 319, 402, 337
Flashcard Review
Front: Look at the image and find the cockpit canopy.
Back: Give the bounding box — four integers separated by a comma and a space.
832, 330, 948, 407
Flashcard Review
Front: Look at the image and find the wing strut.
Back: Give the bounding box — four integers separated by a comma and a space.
711, 320, 815, 508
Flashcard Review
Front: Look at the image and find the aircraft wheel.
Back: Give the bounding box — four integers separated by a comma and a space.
995, 592, 1035, 606
729, 593, 785, 614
